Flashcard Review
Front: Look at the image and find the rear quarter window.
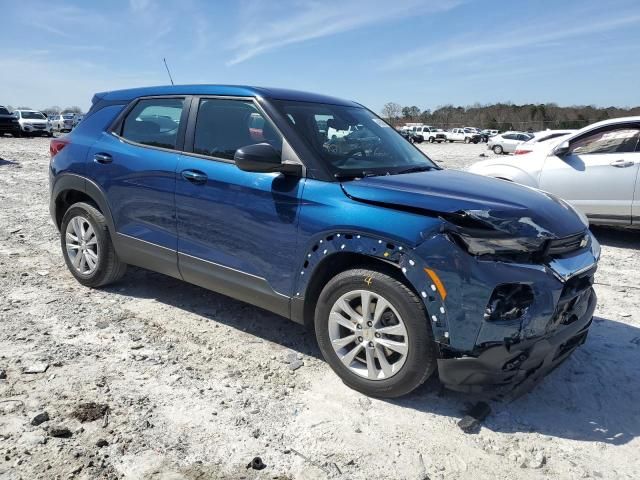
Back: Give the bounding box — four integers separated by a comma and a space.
120, 98, 184, 150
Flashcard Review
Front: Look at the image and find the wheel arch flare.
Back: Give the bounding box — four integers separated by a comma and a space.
293, 231, 451, 343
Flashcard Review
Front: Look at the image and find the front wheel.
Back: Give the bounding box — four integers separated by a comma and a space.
60, 202, 127, 288
429, 137, 435, 143
315, 269, 437, 398
492, 145, 503, 155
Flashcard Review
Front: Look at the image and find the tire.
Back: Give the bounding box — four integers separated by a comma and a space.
464, 137, 470, 144
60, 202, 127, 288
315, 268, 437, 398
492, 145, 503, 155
448, 140, 454, 143
428, 137, 434, 143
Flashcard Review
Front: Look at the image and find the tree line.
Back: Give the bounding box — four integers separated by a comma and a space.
4, 105, 84, 115
381, 102, 640, 131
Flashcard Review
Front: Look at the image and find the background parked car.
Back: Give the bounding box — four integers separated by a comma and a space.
487, 131, 532, 154
48, 114, 65, 132
399, 129, 415, 143
0, 105, 21, 137
479, 129, 499, 143
14, 109, 53, 137
426, 128, 447, 143
514, 129, 577, 155
60, 113, 75, 132
72, 114, 84, 129
469, 116, 640, 226
446, 128, 480, 143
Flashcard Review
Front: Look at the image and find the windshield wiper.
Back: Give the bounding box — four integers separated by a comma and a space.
394, 165, 437, 175
334, 170, 382, 181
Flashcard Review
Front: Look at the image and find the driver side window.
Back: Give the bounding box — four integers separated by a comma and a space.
569, 125, 640, 155
193, 99, 282, 161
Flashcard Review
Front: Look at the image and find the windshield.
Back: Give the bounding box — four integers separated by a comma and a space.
21, 111, 46, 120
273, 100, 438, 178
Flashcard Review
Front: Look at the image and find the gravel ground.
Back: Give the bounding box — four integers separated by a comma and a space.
1, 136, 639, 480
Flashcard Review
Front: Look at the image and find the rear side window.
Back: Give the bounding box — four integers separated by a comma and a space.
121, 98, 184, 150
193, 99, 282, 161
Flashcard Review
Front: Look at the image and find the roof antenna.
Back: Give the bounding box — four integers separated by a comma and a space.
163, 57, 175, 85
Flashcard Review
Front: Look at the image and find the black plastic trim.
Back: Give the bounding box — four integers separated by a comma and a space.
50, 173, 117, 235
114, 233, 181, 280
178, 252, 290, 319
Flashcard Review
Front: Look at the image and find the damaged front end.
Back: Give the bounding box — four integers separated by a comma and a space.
417, 207, 600, 396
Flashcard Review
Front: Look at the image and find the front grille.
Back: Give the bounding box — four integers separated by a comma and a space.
547, 231, 587, 256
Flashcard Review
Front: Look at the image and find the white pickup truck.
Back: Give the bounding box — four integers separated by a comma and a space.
412, 125, 447, 143
445, 128, 481, 143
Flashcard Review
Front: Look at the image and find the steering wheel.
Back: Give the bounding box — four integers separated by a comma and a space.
345, 148, 366, 158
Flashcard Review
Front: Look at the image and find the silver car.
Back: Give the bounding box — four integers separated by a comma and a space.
487, 131, 533, 154
468, 116, 640, 227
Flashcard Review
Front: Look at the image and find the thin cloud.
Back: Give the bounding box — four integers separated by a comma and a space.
383, 11, 640, 70
227, 0, 463, 66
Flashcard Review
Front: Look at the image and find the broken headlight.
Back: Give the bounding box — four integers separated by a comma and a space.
453, 231, 545, 256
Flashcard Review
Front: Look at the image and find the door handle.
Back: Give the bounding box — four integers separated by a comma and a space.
181, 169, 208, 185
609, 159, 634, 168
93, 153, 112, 164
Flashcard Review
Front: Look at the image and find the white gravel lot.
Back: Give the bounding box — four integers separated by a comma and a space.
1, 136, 639, 480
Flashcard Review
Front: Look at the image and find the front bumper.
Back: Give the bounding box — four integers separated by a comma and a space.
405, 229, 599, 395
21, 124, 52, 134
438, 287, 595, 395
0, 123, 20, 133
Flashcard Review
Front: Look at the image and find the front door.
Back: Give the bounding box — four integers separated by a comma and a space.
539, 123, 640, 224
175, 97, 303, 317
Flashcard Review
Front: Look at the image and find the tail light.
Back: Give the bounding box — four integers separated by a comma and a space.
50, 138, 69, 158
514, 149, 532, 155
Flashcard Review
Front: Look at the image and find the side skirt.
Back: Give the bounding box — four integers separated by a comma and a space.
178, 253, 291, 319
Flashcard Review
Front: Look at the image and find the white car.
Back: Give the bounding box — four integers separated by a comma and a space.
468, 117, 640, 227
14, 110, 53, 137
487, 131, 533, 154
49, 114, 65, 132
514, 129, 577, 155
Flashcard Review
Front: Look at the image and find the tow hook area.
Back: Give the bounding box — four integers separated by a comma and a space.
437, 289, 596, 396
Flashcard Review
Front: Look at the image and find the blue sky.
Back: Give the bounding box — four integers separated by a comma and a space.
1, 0, 639, 112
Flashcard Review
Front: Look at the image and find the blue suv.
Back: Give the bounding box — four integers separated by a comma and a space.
49, 85, 600, 398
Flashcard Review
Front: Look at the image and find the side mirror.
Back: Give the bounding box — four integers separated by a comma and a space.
553, 141, 570, 157
234, 143, 301, 175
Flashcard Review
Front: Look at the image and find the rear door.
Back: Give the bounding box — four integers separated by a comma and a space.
539, 123, 640, 224
87, 96, 189, 277
501, 134, 521, 152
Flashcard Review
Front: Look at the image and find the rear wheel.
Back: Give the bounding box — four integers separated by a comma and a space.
492, 145, 503, 155
315, 269, 437, 398
60, 202, 127, 288
464, 137, 470, 143
429, 137, 434, 143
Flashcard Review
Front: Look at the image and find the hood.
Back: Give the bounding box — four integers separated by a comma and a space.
341, 169, 586, 238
